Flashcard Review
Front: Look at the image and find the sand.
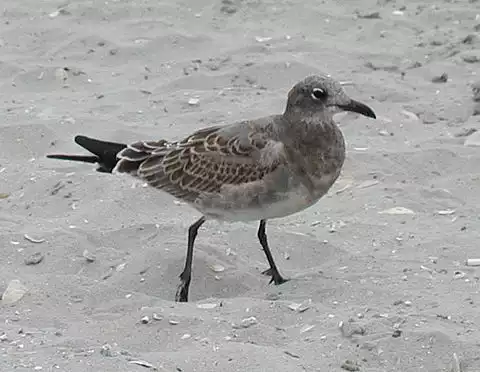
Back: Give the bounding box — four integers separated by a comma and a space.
1, 0, 480, 371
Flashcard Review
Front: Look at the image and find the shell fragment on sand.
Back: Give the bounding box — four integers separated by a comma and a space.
466, 259, 480, 267
232, 316, 258, 329
82, 249, 96, 262
128, 360, 156, 369
196, 303, 218, 309
379, 207, 415, 215
188, 98, 199, 105
24, 234, 45, 243
288, 299, 311, 313
1, 280, 28, 304
436, 209, 455, 216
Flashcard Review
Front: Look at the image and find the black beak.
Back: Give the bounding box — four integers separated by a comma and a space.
339, 99, 376, 119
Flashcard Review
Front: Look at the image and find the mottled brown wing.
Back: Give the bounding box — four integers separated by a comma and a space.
114, 126, 281, 202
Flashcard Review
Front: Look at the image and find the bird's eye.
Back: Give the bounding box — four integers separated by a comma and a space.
311, 88, 327, 101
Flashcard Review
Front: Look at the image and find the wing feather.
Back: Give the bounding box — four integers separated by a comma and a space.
114, 124, 284, 202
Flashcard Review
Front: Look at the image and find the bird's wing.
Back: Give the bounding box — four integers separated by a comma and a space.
114, 123, 286, 201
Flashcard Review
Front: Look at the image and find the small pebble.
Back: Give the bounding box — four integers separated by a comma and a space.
25, 252, 44, 265
454, 271, 466, 279
141, 316, 150, 324
100, 343, 113, 357
431, 73, 448, 83
341, 360, 360, 371
288, 300, 311, 313
210, 264, 225, 273
339, 321, 366, 338
70, 295, 83, 303
462, 52, 480, 63
232, 316, 258, 329
82, 249, 96, 262
392, 329, 402, 338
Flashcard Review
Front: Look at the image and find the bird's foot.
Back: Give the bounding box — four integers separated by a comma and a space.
261, 268, 273, 276
269, 275, 289, 285
262, 268, 289, 285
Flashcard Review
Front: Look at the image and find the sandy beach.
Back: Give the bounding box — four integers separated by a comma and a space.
1, 0, 480, 371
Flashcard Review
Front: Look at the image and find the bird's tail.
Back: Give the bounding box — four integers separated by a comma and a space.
47, 135, 127, 173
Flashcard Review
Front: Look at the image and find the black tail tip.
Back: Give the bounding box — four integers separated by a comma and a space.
46, 154, 99, 163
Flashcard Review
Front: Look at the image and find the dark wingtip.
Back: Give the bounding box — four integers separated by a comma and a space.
74, 135, 92, 147
73, 135, 127, 156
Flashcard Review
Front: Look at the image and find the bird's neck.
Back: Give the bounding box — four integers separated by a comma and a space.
282, 109, 339, 145
278, 110, 346, 179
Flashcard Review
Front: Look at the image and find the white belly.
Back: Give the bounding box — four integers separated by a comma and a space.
197, 179, 334, 222
215, 188, 319, 221
193, 169, 340, 222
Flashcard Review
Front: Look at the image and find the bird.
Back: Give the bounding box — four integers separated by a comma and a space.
47, 74, 376, 302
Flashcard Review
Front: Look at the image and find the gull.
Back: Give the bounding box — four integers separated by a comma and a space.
47, 74, 376, 302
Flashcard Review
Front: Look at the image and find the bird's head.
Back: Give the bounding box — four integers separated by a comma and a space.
285, 75, 376, 119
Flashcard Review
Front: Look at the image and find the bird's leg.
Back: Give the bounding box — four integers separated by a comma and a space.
257, 219, 288, 285
175, 216, 206, 302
